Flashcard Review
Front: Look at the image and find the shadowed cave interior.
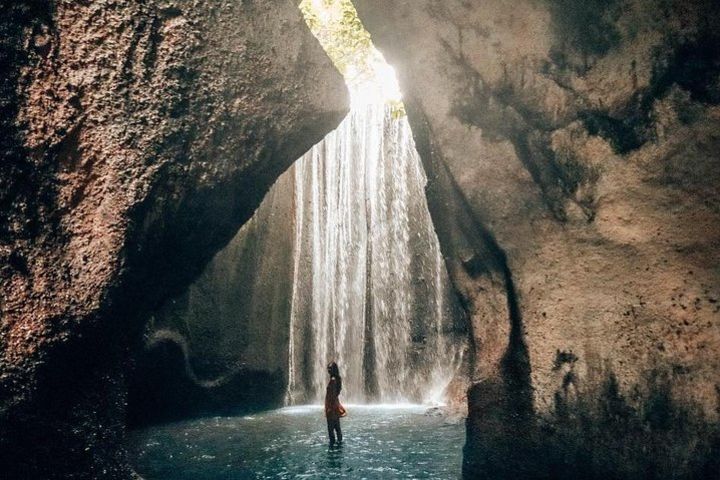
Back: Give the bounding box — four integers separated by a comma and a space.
1, 0, 720, 479
126, 4, 471, 478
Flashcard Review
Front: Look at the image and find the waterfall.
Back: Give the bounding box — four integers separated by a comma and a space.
286, 99, 463, 405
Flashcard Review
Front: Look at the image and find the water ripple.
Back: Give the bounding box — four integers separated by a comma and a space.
129, 405, 464, 479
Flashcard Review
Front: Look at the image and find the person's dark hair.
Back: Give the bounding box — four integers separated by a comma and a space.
327, 361, 342, 393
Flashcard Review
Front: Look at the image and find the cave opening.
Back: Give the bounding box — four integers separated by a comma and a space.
3, 0, 719, 478
126, 1, 469, 478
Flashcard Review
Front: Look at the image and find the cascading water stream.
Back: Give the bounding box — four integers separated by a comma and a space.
285, 92, 464, 405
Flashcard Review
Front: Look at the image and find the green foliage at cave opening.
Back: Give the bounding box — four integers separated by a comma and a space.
300, 0, 373, 81
299, 0, 406, 116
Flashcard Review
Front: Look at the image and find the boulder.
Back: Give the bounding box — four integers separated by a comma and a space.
354, 0, 720, 477
0, 1, 347, 477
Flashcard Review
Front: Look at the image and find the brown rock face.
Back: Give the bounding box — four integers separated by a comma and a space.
0, 1, 347, 478
354, 0, 720, 477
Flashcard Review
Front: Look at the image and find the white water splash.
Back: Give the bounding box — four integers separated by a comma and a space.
285, 96, 463, 405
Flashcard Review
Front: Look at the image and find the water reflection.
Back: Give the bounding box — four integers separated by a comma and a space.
326, 443, 344, 470
129, 405, 464, 479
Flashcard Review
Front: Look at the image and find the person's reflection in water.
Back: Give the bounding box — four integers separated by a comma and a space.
326, 442, 344, 470
325, 361, 346, 447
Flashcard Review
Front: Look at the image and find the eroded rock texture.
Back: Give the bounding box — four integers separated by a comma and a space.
127, 174, 296, 426
354, 0, 720, 477
0, 1, 347, 478
127, 106, 470, 420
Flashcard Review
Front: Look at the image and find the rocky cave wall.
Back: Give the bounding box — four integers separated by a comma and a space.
127, 173, 296, 426
128, 138, 470, 420
0, 1, 347, 478
3, 0, 720, 477
353, 0, 720, 478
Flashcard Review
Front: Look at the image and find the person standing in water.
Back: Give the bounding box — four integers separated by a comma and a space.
325, 362, 345, 446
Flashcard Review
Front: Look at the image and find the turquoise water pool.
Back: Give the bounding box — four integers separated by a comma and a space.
128, 404, 465, 479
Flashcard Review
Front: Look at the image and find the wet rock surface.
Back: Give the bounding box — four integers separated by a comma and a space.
353, 0, 720, 477
127, 102, 469, 419
127, 174, 296, 427
3, 0, 720, 477
0, 1, 347, 478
